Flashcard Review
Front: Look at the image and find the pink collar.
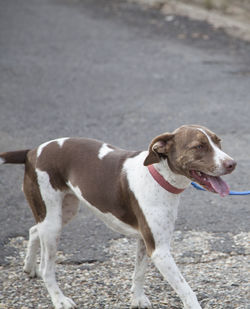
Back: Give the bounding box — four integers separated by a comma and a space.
147, 165, 185, 195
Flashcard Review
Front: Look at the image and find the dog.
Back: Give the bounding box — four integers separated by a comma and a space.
0, 125, 236, 309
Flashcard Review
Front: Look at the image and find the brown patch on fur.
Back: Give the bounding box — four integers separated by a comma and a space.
36, 138, 155, 254
23, 149, 47, 222
36, 138, 138, 215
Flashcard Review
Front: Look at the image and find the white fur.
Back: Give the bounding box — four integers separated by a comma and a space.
37, 138, 69, 158
98, 143, 114, 160
198, 128, 233, 175
67, 181, 138, 236
0, 157, 5, 165
123, 152, 201, 309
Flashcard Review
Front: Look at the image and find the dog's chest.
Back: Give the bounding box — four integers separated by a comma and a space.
123, 152, 180, 245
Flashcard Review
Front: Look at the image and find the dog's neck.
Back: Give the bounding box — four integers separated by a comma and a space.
153, 159, 191, 190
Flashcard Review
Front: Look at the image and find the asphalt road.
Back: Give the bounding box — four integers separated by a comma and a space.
0, 0, 249, 265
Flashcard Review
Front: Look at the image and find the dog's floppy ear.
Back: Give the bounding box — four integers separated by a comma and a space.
143, 133, 174, 166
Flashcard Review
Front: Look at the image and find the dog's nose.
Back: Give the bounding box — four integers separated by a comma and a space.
223, 159, 237, 173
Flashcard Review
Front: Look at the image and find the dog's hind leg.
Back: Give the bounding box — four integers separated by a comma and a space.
36, 170, 76, 309
22, 163, 46, 279
38, 219, 76, 309
130, 238, 152, 308
23, 225, 40, 278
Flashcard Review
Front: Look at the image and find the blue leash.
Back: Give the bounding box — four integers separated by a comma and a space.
191, 182, 250, 196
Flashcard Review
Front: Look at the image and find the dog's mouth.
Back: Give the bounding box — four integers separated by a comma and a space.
190, 170, 230, 197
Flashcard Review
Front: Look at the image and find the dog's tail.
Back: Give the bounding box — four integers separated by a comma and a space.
0, 149, 30, 165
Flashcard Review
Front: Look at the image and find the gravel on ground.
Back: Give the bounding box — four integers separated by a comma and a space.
0, 230, 249, 308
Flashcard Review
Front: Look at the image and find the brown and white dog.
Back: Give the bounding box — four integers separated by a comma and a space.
0, 125, 236, 309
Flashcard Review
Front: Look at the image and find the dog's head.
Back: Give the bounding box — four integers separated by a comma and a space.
144, 125, 236, 196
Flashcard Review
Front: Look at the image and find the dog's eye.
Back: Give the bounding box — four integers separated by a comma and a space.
190, 143, 205, 151
196, 144, 204, 150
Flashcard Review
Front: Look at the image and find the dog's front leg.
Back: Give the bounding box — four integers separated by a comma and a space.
130, 238, 152, 308
152, 246, 201, 309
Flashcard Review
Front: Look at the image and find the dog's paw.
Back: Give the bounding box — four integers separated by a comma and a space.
23, 263, 39, 278
54, 296, 76, 309
130, 294, 152, 308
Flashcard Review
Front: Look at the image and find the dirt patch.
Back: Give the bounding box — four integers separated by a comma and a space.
130, 0, 250, 41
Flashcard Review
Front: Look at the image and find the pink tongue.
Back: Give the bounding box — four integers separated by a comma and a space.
207, 175, 230, 197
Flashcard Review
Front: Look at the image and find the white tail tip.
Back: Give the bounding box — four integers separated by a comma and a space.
0, 157, 5, 165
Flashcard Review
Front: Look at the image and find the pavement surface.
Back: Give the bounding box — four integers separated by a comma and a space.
0, 0, 249, 307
